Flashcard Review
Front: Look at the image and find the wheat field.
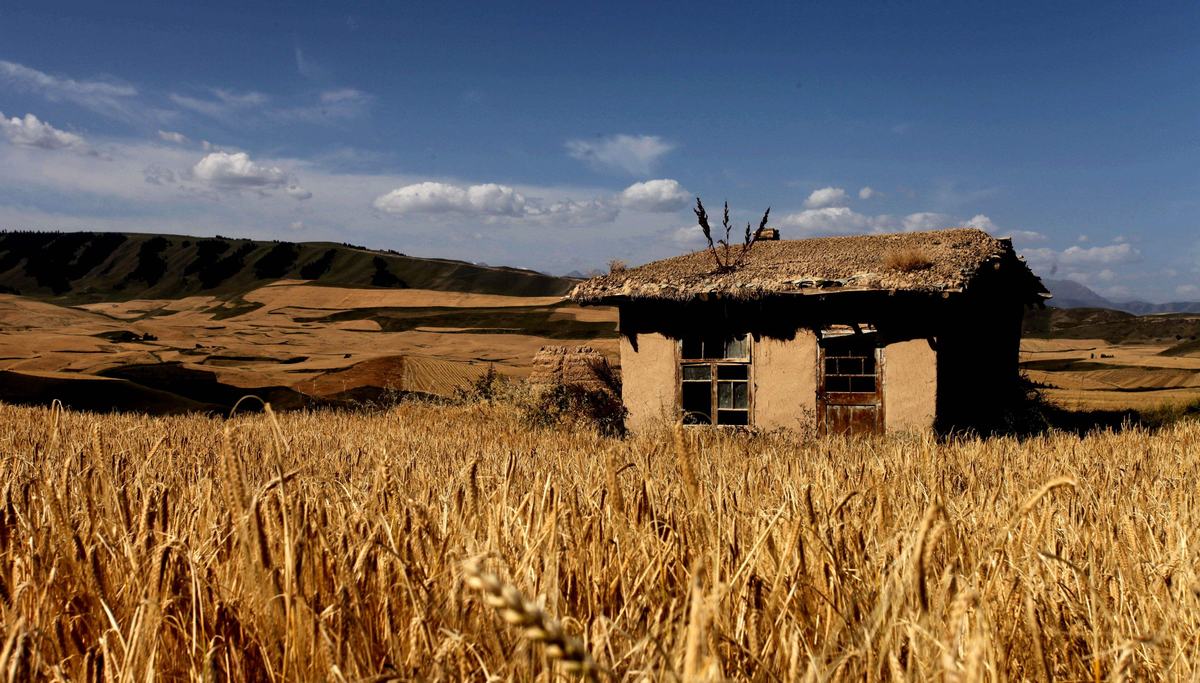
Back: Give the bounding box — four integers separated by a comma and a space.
0, 401, 1197, 681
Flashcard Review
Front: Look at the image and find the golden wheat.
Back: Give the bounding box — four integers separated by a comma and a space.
0, 401, 1197, 680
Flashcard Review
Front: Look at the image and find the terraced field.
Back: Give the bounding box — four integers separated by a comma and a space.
0, 281, 618, 413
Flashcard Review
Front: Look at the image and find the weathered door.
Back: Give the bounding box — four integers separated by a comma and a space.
817, 333, 883, 435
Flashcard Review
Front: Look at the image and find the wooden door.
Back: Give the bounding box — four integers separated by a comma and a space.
817, 333, 883, 436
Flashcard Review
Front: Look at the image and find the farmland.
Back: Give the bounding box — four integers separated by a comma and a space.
0, 401, 1196, 680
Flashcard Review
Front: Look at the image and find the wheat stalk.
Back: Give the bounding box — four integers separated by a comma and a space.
462, 559, 599, 679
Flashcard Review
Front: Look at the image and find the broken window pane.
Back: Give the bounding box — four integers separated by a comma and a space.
717, 365, 747, 380
682, 383, 712, 424
702, 333, 725, 359
826, 376, 851, 392
717, 410, 749, 425
850, 376, 877, 393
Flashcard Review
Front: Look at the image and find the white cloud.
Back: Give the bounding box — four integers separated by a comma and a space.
1059, 243, 1138, 266
157, 130, 189, 144
372, 180, 626, 225
565, 134, 674, 175
963, 214, 998, 232
294, 46, 327, 79
286, 184, 313, 200
669, 224, 707, 248
279, 89, 374, 122
858, 186, 877, 200
780, 207, 973, 237
0, 60, 139, 121
373, 181, 525, 217
961, 214, 1045, 242
289, 220, 306, 231
1, 112, 88, 153
1020, 243, 1140, 279
1009, 230, 1046, 242
171, 86, 370, 124
191, 151, 308, 199
142, 164, 176, 185
779, 207, 879, 235
618, 179, 690, 212
804, 186, 849, 209
169, 89, 269, 119
901, 212, 956, 232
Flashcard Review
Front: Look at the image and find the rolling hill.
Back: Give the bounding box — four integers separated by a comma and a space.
0, 231, 618, 414
0, 230, 574, 302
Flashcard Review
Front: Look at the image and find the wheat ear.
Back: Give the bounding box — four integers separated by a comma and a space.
463, 559, 598, 679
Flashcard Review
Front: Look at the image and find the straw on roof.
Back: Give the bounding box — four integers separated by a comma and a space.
569, 227, 1046, 304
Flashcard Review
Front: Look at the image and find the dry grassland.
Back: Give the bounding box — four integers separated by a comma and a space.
0, 402, 1197, 680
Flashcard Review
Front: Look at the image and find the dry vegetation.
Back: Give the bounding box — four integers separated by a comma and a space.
0, 400, 1197, 681
883, 247, 934, 273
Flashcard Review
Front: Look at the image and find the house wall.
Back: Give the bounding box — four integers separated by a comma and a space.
619, 332, 677, 431
753, 332, 818, 431
883, 338, 937, 432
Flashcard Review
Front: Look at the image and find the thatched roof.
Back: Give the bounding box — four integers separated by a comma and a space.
570, 228, 1047, 304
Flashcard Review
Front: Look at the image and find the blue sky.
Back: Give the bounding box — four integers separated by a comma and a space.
1, 1, 1197, 301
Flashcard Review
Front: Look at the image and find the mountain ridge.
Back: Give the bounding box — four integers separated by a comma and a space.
1043, 278, 1200, 314
0, 230, 576, 303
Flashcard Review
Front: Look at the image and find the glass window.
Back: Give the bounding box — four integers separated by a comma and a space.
679, 334, 751, 426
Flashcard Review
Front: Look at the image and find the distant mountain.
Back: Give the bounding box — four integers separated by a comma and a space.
0, 231, 576, 303
1043, 279, 1200, 315
1042, 279, 1116, 309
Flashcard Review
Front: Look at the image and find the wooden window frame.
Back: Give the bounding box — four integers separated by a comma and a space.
678, 334, 753, 427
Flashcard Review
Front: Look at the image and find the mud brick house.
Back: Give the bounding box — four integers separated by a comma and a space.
570, 228, 1047, 435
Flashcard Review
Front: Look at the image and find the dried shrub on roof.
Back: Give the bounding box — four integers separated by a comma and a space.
693, 197, 771, 273
883, 246, 933, 273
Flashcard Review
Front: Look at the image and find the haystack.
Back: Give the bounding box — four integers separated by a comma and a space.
529, 346, 618, 396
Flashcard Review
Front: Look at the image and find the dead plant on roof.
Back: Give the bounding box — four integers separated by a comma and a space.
883, 246, 933, 272
693, 197, 770, 273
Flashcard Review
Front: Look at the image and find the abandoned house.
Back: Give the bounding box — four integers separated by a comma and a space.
569, 227, 1048, 435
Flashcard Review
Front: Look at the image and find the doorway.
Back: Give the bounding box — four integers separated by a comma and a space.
817, 332, 883, 435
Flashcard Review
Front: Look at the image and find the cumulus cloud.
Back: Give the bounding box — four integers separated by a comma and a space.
618, 179, 690, 212
157, 130, 189, 144
0, 60, 139, 121
373, 181, 526, 217
780, 206, 877, 234
191, 151, 309, 199
780, 207, 968, 237
0, 112, 88, 153
803, 186, 849, 209
901, 212, 956, 232
373, 180, 624, 225
669, 224, 707, 249
1058, 243, 1138, 266
858, 186, 877, 200
1020, 242, 1140, 279
565, 134, 674, 175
